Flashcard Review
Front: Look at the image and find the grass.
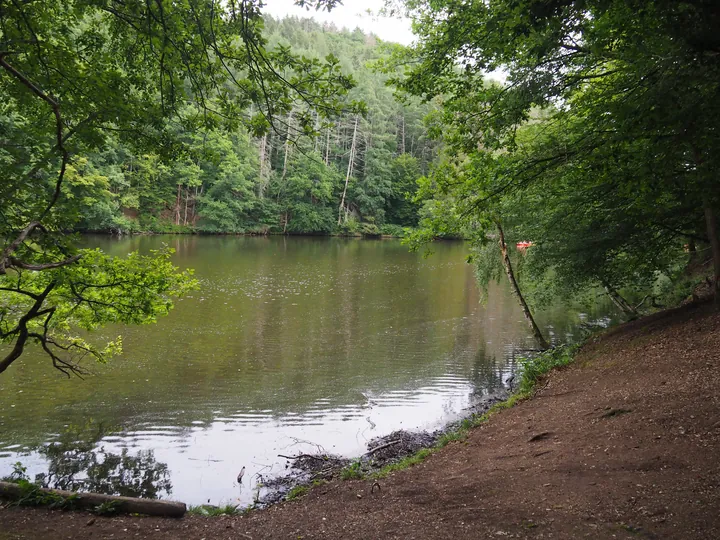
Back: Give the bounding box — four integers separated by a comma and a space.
92, 500, 123, 516
366, 344, 580, 479
187, 503, 242, 517
339, 459, 364, 480
285, 485, 309, 501
372, 448, 434, 479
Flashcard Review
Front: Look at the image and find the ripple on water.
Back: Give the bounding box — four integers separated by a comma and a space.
0, 235, 618, 506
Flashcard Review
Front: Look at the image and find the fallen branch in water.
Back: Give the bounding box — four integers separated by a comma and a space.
366, 439, 401, 456
278, 454, 328, 461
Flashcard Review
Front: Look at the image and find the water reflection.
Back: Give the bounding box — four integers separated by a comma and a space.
0, 236, 615, 505
34, 423, 171, 499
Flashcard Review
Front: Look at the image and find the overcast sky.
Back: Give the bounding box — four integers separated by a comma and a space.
262, 0, 415, 45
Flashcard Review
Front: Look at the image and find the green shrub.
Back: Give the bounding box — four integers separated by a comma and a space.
285, 485, 309, 500
360, 222, 381, 237
187, 503, 242, 516
379, 224, 406, 237
340, 459, 364, 480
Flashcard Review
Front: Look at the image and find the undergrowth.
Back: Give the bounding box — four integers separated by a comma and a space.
1, 463, 80, 510
285, 485, 309, 501
339, 459, 364, 480
187, 503, 242, 516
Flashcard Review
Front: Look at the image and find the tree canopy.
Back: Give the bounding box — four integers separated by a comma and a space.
390, 0, 720, 312
0, 1, 364, 375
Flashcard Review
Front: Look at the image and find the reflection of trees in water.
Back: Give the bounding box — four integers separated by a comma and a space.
34, 423, 171, 499
470, 342, 506, 394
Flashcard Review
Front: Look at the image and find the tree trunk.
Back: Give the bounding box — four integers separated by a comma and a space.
0, 482, 186, 518
704, 197, 720, 308
496, 222, 549, 350
174, 184, 181, 226
281, 123, 291, 181
338, 115, 358, 225
258, 134, 268, 198
324, 128, 330, 165
602, 281, 639, 319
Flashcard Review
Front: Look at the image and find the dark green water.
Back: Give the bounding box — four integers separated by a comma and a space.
0, 236, 613, 505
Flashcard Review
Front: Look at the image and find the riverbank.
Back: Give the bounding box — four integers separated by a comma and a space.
2, 300, 719, 538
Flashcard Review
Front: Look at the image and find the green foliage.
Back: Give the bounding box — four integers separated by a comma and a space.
515, 346, 576, 396
285, 485, 310, 500
1, 246, 197, 376
92, 500, 123, 517
372, 448, 435, 479
1, 463, 82, 511
0, 2, 368, 375
188, 504, 242, 517
392, 0, 720, 311
339, 459, 364, 480
1, 462, 29, 484
436, 429, 468, 447
379, 224, 407, 237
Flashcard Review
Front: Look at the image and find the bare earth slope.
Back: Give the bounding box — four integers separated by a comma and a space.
2, 302, 719, 539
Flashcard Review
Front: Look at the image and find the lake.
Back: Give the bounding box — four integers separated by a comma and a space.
0, 235, 613, 506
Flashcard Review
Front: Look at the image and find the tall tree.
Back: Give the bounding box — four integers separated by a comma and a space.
393, 0, 720, 307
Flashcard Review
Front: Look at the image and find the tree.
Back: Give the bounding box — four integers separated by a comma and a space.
0, 0, 356, 375
393, 0, 720, 308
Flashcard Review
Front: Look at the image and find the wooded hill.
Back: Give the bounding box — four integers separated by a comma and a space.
67, 17, 437, 236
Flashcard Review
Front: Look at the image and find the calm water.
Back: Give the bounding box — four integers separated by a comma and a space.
0, 236, 612, 505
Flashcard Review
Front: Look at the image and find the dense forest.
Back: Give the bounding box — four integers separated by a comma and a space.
63, 17, 437, 237
1, 0, 719, 374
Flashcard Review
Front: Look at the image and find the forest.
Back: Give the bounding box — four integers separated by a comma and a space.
28, 16, 437, 237
1, 0, 719, 372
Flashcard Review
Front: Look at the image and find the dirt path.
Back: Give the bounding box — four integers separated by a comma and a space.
2, 302, 719, 539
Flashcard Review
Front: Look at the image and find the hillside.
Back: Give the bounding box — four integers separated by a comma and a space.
67, 17, 438, 236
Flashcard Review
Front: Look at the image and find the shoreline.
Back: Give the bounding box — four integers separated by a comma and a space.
2, 300, 719, 538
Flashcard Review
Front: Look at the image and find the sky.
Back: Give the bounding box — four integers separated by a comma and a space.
261, 0, 415, 45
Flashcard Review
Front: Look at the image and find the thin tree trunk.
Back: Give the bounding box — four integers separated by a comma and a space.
281, 129, 291, 181
496, 222, 549, 350
704, 197, 720, 308
602, 282, 638, 318
324, 128, 330, 165
258, 134, 268, 198
183, 187, 189, 226
175, 184, 181, 226
400, 114, 406, 154
313, 111, 320, 153
338, 115, 359, 225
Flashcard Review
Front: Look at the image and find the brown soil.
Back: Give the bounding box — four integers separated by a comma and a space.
2, 301, 719, 539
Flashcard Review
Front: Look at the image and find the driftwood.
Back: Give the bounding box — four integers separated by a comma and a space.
0, 482, 186, 518
365, 439, 401, 456
277, 454, 328, 461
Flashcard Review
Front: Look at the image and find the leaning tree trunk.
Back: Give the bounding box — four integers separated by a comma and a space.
704, 197, 720, 308
496, 222, 550, 350
600, 278, 638, 319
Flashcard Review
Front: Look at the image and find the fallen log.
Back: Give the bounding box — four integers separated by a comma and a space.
0, 481, 186, 518
365, 439, 401, 456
